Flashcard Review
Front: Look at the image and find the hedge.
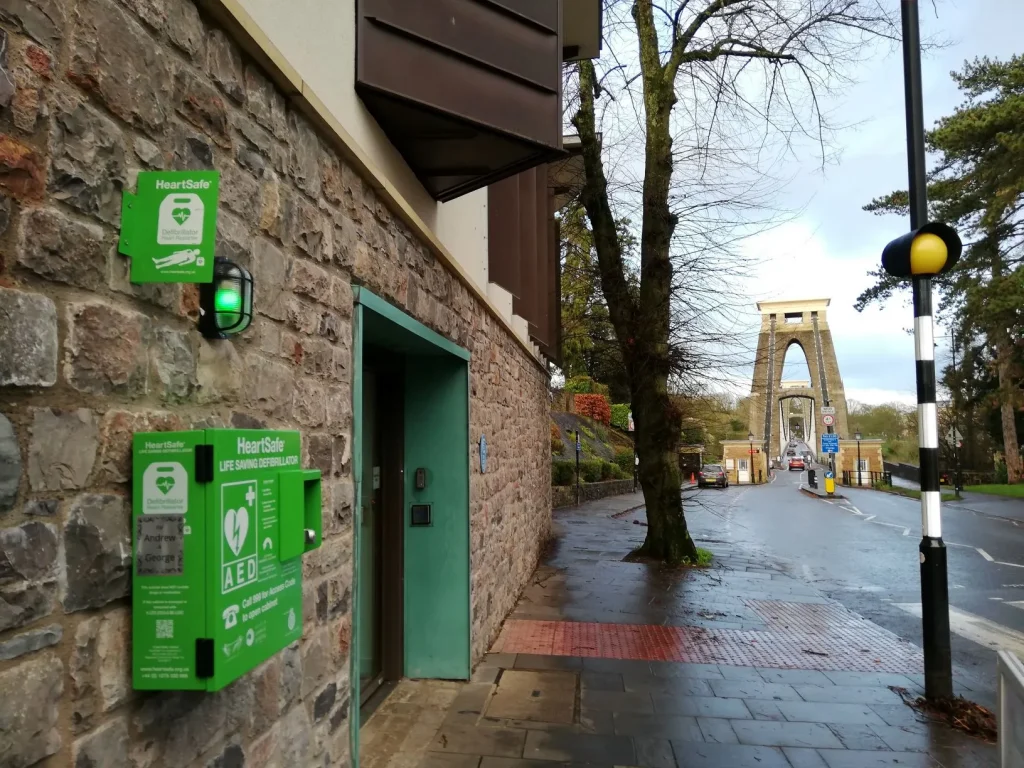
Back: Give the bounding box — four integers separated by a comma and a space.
565, 375, 596, 394
552, 461, 575, 486
614, 448, 634, 475
610, 403, 630, 430
575, 393, 611, 424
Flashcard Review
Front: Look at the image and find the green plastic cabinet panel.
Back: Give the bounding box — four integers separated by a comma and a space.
132, 429, 322, 692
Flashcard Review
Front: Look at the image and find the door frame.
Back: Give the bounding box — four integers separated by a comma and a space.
350, 288, 471, 764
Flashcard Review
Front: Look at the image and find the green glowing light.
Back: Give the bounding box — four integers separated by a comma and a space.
214, 288, 242, 313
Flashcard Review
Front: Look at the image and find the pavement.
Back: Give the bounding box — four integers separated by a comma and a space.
361, 487, 999, 768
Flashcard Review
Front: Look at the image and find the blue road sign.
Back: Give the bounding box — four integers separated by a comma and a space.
821, 433, 839, 454
825, 471, 835, 479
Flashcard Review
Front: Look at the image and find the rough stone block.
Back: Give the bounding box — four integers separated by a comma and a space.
63, 493, 130, 612
287, 110, 320, 198
28, 408, 98, 491
0, 133, 44, 200
0, 190, 11, 238
0, 519, 58, 586
245, 63, 287, 139
243, 354, 293, 418
107, 252, 182, 311
94, 409, 182, 485
118, 0, 165, 31
219, 163, 259, 223
0, 653, 63, 765
49, 95, 127, 224
0, 413, 19, 513
0, 30, 14, 109
150, 326, 197, 401
0, 622, 61, 660
165, 0, 203, 61
72, 716, 130, 768
174, 65, 229, 146
251, 657, 281, 736
68, 0, 173, 136
0, 0, 65, 50
291, 194, 330, 261
253, 237, 291, 320
207, 27, 243, 103
196, 339, 243, 404
172, 122, 215, 170
71, 607, 130, 733
18, 206, 107, 289
258, 173, 293, 243
65, 302, 150, 395
290, 258, 332, 305
206, 743, 245, 768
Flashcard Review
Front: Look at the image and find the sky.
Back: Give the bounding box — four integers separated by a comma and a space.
740, 0, 1023, 406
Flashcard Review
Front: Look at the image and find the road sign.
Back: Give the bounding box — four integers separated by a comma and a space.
825, 471, 835, 479
945, 428, 963, 447
748, 448, 760, 455
821, 433, 839, 454
121, 171, 220, 283
628, 411, 634, 432
822, 414, 835, 427
820, 406, 836, 416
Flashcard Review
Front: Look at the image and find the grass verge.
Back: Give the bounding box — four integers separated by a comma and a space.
964, 483, 1024, 499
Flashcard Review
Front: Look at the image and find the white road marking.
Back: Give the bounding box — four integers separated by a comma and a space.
903, 528, 910, 536
977, 548, 995, 562
1007, 601, 1024, 609
862, 515, 876, 522
997, 561, 1024, 569
848, 505, 864, 515
991, 597, 1004, 601
896, 603, 1024, 658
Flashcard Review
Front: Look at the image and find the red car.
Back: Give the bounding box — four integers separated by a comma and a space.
788, 457, 805, 471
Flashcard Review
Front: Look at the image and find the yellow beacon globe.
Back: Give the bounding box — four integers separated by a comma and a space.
909, 232, 948, 275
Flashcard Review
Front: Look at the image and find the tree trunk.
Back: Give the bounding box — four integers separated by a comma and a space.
573, 39, 698, 564
996, 341, 1021, 483
634, 369, 698, 563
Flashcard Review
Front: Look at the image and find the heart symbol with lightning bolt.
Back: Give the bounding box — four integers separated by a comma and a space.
224, 507, 249, 557
171, 207, 191, 225
155, 475, 175, 494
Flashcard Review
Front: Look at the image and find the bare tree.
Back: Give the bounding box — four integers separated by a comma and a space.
572, 0, 897, 563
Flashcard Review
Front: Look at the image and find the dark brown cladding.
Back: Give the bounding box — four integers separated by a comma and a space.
356, 0, 565, 202
488, 164, 560, 364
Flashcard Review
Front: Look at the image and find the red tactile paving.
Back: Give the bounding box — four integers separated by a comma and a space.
495, 600, 924, 673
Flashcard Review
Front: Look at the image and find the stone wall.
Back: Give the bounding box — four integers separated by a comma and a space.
0, 0, 551, 765
552, 480, 634, 510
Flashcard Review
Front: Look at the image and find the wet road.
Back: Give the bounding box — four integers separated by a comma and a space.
686, 468, 1024, 704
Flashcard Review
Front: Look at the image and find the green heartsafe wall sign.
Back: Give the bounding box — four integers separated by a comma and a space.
120, 170, 220, 284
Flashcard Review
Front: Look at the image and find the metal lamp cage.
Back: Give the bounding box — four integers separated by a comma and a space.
199, 257, 254, 338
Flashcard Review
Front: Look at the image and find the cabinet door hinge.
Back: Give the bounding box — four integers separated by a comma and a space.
196, 638, 214, 678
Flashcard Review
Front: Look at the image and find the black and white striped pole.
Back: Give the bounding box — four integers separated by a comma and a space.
880, 0, 963, 702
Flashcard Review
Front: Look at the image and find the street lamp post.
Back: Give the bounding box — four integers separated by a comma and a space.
748, 432, 755, 484
854, 431, 863, 487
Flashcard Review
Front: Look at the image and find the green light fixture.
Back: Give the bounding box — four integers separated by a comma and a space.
199, 258, 253, 339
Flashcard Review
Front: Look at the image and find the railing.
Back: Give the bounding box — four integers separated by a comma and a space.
840, 470, 892, 488
999, 650, 1024, 767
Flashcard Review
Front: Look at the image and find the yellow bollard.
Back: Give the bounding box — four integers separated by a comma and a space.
825, 477, 835, 495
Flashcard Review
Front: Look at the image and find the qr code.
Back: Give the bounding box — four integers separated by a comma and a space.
156, 619, 174, 639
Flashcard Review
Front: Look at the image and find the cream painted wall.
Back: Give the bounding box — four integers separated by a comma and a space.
236, 0, 490, 290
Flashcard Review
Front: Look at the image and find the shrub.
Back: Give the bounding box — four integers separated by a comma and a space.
579, 459, 604, 483
996, 462, 1009, 484
595, 426, 609, 443
614, 448, 634, 475
550, 421, 561, 442
551, 461, 575, 486
565, 375, 596, 394
593, 382, 610, 397
610, 403, 630, 430
602, 460, 626, 481
552, 438, 565, 455
574, 394, 611, 424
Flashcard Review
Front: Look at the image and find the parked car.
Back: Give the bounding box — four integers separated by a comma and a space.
698, 464, 729, 488
788, 457, 805, 471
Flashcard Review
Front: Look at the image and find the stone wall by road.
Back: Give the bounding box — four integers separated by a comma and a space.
0, 1, 551, 765
552, 480, 634, 509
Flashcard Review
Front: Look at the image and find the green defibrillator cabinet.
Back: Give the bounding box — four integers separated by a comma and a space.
131, 428, 322, 691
